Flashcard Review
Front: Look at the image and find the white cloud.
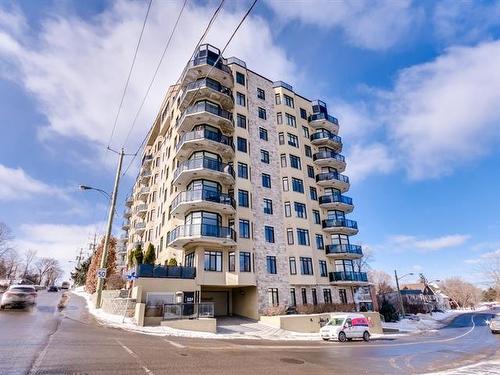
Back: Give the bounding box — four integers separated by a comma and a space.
345, 143, 396, 181
389, 234, 470, 252
265, 0, 422, 50
465, 248, 500, 265
0, 164, 63, 200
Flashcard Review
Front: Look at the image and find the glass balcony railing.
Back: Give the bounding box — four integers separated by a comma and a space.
318, 193, 353, 206
167, 223, 236, 243
313, 151, 345, 162
134, 222, 146, 230
308, 112, 339, 125
322, 219, 358, 230
310, 130, 342, 144
188, 55, 232, 75
173, 157, 235, 181
170, 189, 235, 212
329, 271, 368, 283
179, 101, 233, 126
176, 129, 234, 152
316, 172, 350, 184
184, 78, 232, 98
325, 244, 363, 256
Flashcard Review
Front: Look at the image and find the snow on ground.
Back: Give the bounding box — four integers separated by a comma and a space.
382, 310, 467, 333
424, 357, 500, 374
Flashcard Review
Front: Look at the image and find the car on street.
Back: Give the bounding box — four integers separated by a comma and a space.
320, 313, 371, 342
61, 281, 70, 290
489, 314, 500, 334
47, 285, 59, 292
0, 285, 37, 309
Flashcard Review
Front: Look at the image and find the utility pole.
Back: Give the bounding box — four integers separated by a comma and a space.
394, 270, 406, 318
95, 148, 125, 308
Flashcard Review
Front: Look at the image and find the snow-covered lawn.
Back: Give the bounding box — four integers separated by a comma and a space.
382, 310, 468, 333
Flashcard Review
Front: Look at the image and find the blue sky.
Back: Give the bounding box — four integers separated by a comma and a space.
0, 0, 499, 286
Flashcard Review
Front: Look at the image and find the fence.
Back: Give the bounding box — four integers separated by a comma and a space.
163, 303, 214, 320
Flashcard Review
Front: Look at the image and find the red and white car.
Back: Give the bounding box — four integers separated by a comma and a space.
1, 285, 37, 308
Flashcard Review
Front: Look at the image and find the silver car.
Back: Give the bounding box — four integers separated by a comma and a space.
490, 315, 500, 334
0, 285, 37, 308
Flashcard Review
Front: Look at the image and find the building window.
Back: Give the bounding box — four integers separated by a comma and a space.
238, 190, 249, 207
289, 257, 297, 275
237, 114, 247, 129
290, 154, 301, 169
262, 173, 271, 188
301, 288, 307, 304
313, 210, 321, 224
257, 88, 265, 100
284, 202, 292, 217
286, 228, 294, 244
316, 234, 324, 250
238, 162, 248, 179
268, 288, 279, 306
204, 251, 222, 272
280, 153, 287, 167
236, 92, 246, 106
240, 251, 251, 272
265, 226, 275, 243
297, 229, 310, 246
266, 256, 277, 274
339, 289, 348, 304
239, 219, 250, 238
290, 288, 297, 306
275, 93, 281, 105
302, 125, 309, 138
287, 133, 299, 147
284, 94, 294, 108
236, 71, 245, 85
258, 107, 267, 120
304, 145, 312, 158
323, 289, 332, 304
307, 165, 315, 179
312, 288, 318, 305
292, 178, 304, 193
260, 150, 270, 164
259, 127, 268, 141
278, 132, 284, 145
277, 112, 283, 124
282, 177, 289, 191
319, 260, 327, 277
237, 137, 247, 153
263, 198, 273, 214
300, 108, 307, 120
285, 113, 296, 127
185, 252, 195, 268
228, 251, 235, 272
309, 187, 318, 200
294, 202, 307, 218
300, 257, 313, 275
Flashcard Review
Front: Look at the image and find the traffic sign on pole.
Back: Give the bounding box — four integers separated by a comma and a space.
97, 268, 107, 279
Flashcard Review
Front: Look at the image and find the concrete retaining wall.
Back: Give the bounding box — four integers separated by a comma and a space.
161, 318, 217, 333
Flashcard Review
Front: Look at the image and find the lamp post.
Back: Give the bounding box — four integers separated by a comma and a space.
79, 185, 111, 200
394, 270, 414, 318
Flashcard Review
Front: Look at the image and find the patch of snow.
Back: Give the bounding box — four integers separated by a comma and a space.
382, 310, 466, 333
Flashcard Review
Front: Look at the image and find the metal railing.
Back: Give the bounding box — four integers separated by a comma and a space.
182, 78, 232, 100
310, 130, 342, 144
309, 112, 339, 125
167, 223, 236, 244
176, 129, 234, 152
313, 151, 345, 162
170, 189, 235, 212
134, 222, 146, 230
135, 203, 148, 213
173, 157, 235, 181
325, 244, 363, 256
316, 172, 350, 184
322, 219, 358, 230
134, 264, 196, 279
272, 80, 293, 91
329, 271, 368, 283
319, 193, 353, 206
163, 302, 214, 320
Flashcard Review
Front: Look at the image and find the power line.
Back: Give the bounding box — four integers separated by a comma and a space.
107, 0, 153, 149
121, 0, 189, 149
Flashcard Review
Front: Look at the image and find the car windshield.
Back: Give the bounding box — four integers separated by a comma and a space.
10, 287, 35, 293
328, 318, 345, 326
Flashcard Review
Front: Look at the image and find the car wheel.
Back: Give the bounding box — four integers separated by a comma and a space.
338, 331, 347, 342
363, 331, 370, 342
322, 338, 330, 341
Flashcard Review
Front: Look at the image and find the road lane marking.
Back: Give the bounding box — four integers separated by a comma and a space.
164, 339, 186, 348
115, 339, 155, 375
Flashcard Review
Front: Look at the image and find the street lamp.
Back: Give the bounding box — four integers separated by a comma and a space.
79, 185, 111, 200
394, 270, 414, 318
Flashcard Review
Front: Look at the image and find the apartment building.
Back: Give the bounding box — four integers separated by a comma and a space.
123, 44, 372, 319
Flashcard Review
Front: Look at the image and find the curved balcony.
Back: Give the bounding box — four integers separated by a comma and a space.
125, 195, 133, 207
142, 154, 153, 167
123, 208, 132, 218
170, 189, 236, 218
137, 187, 150, 202
175, 128, 234, 161
177, 101, 233, 135
318, 193, 353, 212
308, 113, 339, 134
180, 45, 234, 89
329, 271, 368, 285
134, 222, 146, 235
172, 157, 235, 189
178, 78, 233, 112
121, 220, 130, 230
313, 151, 346, 171
135, 203, 148, 218
167, 223, 236, 248
325, 244, 363, 259
310, 131, 342, 152
316, 172, 350, 192
322, 219, 358, 235
139, 170, 152, 184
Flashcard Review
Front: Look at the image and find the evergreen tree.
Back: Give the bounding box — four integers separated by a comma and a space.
144, 243, 156, 264
85, 236, 117, 294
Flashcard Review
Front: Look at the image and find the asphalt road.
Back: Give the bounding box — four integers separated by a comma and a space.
0, 291, 498, 375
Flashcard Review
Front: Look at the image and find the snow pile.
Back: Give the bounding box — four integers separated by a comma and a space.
382, 310, 464, 333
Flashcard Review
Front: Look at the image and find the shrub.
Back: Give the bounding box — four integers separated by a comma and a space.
106, 274, 125, 290
144, 244, 156, 264
380, 299, 399, 322
296, 303, 356, 314
133, 246, 143, 265
262, 305, 287, 316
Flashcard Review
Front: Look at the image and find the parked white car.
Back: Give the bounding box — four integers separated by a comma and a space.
0, 285, 37, 309
320, 313, 371, 342
489, 315, 500, 334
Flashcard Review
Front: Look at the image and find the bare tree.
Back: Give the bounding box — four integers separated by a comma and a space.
480, 253, 500, 297
368, 269, 394, 294
35, 257, 60, 286
353, 246, 374, 272
2, 249, 20, 279
21, 249, 37, 279
439, 278, 482, 308
0, 222, 13, 259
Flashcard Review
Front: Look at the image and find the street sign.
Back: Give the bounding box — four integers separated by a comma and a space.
126, 272, 138, 281
97, 268, 107, 279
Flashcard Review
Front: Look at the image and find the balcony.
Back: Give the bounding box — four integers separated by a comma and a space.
322, 219, 359, 235
308, 112, 339, 134
180, 45, 233, 88
175, 128, 234, 161
121, 220, 130, 230
325, 244, 363, 259
125, 195, 133, 207
134, 264, 196, 279
177, 101, 233, 135
137, 187, 150, 201
123, 208, 132, 218
178, 78, 233, 112
318, 193, 353, 212
313, 151, 346, 171
329, 271, 368, 285
139, 170, 152, 184
135, 203, 148, 218
167, 223, 236, 248
142, 154, 153, 167
170, 189, 236, 218
134, 222, 146, 235
316, 172, 350, 192
172, 157, 235, 189
310, 131, 342, 152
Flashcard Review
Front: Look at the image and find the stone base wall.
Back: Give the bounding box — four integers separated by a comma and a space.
101, 296, 136, 317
